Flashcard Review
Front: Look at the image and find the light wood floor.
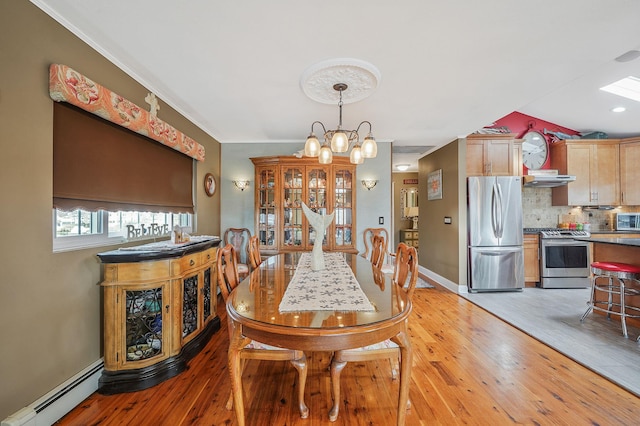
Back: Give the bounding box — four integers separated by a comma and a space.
56, 285, 640, 425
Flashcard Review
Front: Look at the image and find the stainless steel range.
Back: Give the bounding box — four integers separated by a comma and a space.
539, 229, 591, 288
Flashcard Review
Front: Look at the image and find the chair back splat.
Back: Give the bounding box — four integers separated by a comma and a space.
247, 235, 262, 270
217, 244, 240, 302
361, 227, 390, 261
223, 227, 252, 279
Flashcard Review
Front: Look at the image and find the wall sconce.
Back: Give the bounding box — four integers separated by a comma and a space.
361, 179, 378, 191
232, 180, 250, 191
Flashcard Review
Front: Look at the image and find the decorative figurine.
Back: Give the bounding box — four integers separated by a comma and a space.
144, 92, 160, 117
301, 202, 335, 271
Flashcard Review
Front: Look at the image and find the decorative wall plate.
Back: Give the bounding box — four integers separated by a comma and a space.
204, 173, 216, 197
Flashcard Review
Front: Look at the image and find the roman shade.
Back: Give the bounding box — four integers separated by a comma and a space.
53, 102, 194, 213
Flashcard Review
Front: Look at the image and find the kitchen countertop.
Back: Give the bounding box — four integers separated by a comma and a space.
575, 237, 640, 247
523, 228, 640, 235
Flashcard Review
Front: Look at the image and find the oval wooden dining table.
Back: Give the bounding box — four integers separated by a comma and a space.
226, 252, 413, 425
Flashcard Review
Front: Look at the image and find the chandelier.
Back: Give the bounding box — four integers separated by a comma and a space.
303, 83, 377, 165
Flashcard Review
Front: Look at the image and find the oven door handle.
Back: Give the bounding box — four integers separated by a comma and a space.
542, 239, 590, 246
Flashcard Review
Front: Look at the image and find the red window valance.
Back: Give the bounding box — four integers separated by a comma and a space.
49, 64, 205, 161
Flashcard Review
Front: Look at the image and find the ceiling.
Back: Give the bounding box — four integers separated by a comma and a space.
33, 1, 640, 172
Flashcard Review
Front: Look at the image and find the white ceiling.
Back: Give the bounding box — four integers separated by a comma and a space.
33, 1, 640, 172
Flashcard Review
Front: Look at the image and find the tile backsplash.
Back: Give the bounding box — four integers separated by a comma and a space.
521, 187, 640, 231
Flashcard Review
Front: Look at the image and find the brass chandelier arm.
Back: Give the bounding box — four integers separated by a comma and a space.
310, 120, 327, 135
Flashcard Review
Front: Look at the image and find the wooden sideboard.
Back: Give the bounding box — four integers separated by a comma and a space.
97, 238, 221, 394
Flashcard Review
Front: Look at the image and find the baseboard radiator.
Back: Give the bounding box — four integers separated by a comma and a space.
1, 359, 103, 426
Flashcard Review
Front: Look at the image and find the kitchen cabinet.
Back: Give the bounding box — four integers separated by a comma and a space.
97, 240, 220, 394
619, 138, 640, 205
399, 229, 419, 248
523, 234, 540, 286
466, 134, 520, 176
251, 156, 357, 255
551, 139, 620, 206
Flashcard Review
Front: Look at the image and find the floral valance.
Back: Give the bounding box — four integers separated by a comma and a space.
49, 64, 205, 161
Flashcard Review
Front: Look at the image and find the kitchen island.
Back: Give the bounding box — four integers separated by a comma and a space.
576, 236, 640, 330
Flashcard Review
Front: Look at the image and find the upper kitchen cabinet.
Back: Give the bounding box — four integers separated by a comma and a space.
466, 134, 522, 176
620, 138, 640, 206
551, 139, 620, 206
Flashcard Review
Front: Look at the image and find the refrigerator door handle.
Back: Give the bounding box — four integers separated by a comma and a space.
490, 182, 503, 238
496, 182, 503, 238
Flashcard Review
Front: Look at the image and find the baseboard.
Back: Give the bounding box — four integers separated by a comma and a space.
1, 359, 103, 426
420, 266, 464, 293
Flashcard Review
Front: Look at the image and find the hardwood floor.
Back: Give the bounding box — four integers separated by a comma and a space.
462, 286, 640, 397
56, 285, 640, 425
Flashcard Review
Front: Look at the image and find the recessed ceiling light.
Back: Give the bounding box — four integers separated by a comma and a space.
396, 164, 410, 171
611, 106, 626, 113
600, 76, 640, 103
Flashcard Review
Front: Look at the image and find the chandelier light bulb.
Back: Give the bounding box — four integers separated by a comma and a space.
319, 144, 333, 164
331, 130, 349, 153
361, 135, 378, 158
350, 144, 364, 164
304, 134, 321, 157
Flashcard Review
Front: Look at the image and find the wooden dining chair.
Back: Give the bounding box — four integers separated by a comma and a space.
223, 227, 252, 279
329, 242, 418, 422
247, 235, 262, 270
362, 227, 394, 274
217, 244, 309, 419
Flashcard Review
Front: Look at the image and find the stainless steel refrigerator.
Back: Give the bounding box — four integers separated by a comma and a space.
467, 176, 524, 292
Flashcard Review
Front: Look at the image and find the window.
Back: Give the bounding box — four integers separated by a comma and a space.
53, 209, 192, 252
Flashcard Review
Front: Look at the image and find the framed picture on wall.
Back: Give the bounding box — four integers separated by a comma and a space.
427, 169, 442, 200
204, 173, 216, 197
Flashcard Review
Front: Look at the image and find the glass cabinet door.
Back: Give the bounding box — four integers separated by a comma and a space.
202, 266, 212, 323
307, 167, 328, 248
257, 167, 277, 250
282, 167, 304, 249
125, 287, 164, 363
182, 273, 199, 340
333, 168, 354, 249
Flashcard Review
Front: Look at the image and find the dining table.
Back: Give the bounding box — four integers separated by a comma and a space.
225, 252, 413, 425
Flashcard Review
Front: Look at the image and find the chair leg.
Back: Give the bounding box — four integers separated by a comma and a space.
607, 276, 614, 320
226, 357, 247, 411
389, 356, 399, 380
225, 390, 234, 411
289, 355, 309, 419
581, 273, 597, 322
620, 278, 628, 337
329, 357, 347, 422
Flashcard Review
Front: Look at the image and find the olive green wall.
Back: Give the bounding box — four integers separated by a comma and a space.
418, 140, 467, 288
0, 2, 220, 418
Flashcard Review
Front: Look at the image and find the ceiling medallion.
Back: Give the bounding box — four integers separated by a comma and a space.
300, 58, 381, 104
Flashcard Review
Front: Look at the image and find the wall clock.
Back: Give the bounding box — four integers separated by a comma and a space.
522, 131, 548, 170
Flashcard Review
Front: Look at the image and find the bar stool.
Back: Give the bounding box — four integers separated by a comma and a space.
580, 261, 640, 340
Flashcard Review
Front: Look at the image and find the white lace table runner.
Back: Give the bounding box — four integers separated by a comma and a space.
278, 252, 374, 312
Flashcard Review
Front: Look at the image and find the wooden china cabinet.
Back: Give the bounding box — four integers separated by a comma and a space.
97, 239, 220, 394
251, 156, 357, 255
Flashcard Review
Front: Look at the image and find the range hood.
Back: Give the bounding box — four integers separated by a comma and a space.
522, 174, 576, 187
